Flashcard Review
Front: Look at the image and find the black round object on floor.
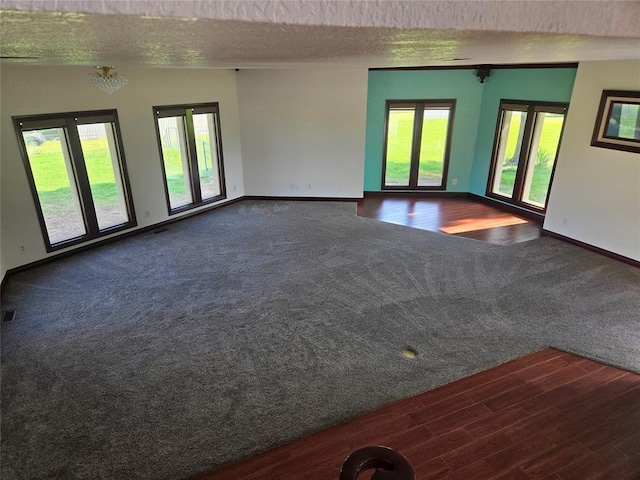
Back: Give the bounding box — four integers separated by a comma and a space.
339, 445, 415, 480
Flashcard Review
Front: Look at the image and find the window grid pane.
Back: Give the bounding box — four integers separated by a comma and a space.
417, 108, 449, 187
384, 108, 414, 187
78, 123, 131, 230
492, 110, 527, 199
521, 112, 565, 207
158, 116, 193, 209
193, 113, 221, 200
612, 103, 640, 140
23, 129, 86, 244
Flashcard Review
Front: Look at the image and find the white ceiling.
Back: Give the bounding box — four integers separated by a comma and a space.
1, 1, 639, 69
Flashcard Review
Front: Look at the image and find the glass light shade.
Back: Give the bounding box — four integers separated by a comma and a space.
87, 66, 128, 94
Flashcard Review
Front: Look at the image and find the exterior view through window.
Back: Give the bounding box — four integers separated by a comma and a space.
382, 100, 455, 189
154, 103, 226, 214
607, 102, 640, 139
591, 90, 640, 154
488, 100, 568, 211
14, 110, 136, 251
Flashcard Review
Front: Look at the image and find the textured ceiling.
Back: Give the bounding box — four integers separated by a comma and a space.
4, 0, 640, 37
1, 1, 639, 69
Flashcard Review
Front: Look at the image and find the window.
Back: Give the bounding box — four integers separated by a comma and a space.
14, 110, 136, 252
591, 90, 640, 154
382, 100, 455, 189
153, 103, 226, 214
487, 100, 568, 212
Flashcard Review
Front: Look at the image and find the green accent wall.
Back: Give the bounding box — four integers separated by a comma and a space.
364, 67, 577, 195
365, 69, 483, 192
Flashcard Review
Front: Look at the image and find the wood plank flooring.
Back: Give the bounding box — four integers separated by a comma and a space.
192, 348, 640, 480
356, 196, 542, 245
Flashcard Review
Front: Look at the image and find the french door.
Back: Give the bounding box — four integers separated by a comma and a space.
487, 100, 568, 212
382, 100, 455, 190
154, 103, 226, 214
15, 110, 136, 251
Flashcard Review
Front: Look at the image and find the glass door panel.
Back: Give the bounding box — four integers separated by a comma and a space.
193, 113, 221, 200
418, 108, 449, 187
22, 129, 87, 244
78, 123, 130, 230
521, 112, 565, 208
384, 107, 415, 187
491, 110, 527, 199
157, 116, 193, 209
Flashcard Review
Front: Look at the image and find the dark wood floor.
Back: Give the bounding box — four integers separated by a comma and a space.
193, 348, 640, 480
357, 196, 542, 245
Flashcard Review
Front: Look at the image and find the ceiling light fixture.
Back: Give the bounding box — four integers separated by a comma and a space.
87, 66, 128, 94
476, 64, 491, 83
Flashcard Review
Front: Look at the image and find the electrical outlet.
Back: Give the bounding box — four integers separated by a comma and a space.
307, 184, 312, 190
563, 218, 568, 225
145, 210, 150, 218
19, 245, 26, 254
451, 178, 458, 186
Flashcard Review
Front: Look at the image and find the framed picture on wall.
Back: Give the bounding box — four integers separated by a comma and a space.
591, 90, 640, 153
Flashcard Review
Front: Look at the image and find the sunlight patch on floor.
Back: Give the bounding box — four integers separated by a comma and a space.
439, 215, 527, 234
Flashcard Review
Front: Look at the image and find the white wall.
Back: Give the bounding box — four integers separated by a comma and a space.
0, 65, 244, 278
545, 60, 640, 261
237, 68, 367, 197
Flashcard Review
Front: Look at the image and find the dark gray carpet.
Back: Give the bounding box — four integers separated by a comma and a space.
2, 200, 639, 480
